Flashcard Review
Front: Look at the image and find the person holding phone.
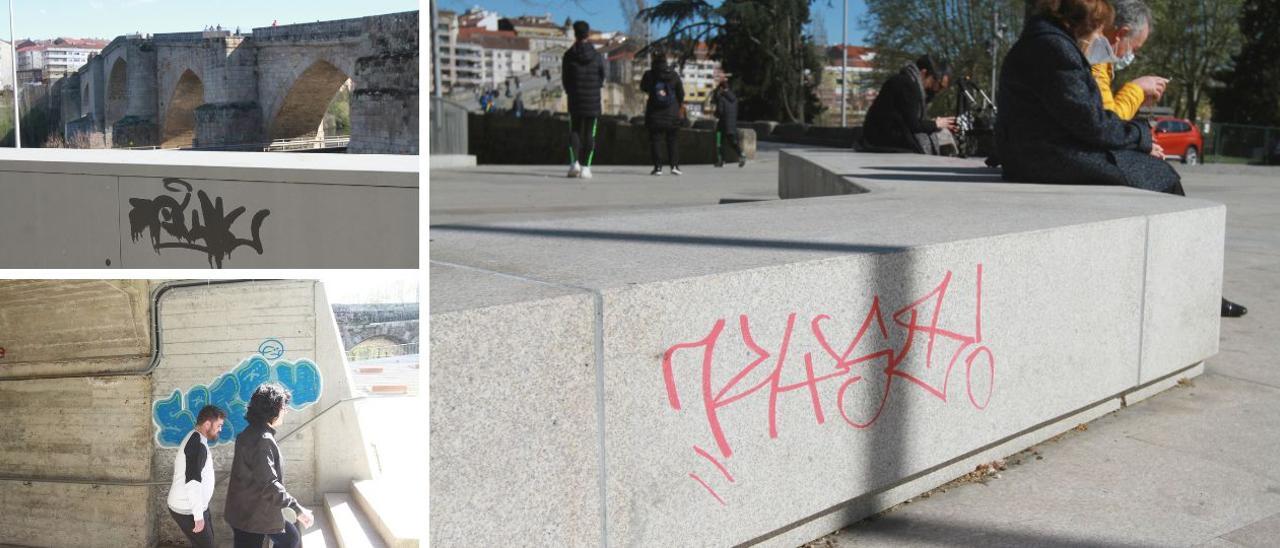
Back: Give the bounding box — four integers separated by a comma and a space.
224, 383, 313, 548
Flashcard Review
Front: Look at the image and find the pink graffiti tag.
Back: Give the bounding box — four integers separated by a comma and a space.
660, 265, 994, 505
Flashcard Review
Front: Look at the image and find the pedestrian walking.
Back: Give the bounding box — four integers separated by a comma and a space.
167, 405, 226, 548
561, 20, 605, 179
224, 384, 313, 548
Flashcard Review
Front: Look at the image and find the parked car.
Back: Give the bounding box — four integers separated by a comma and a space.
1151, 117, 1203, 165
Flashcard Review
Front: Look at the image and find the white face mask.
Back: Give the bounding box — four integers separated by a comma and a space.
1085, 36, 1119, 65
1115, 51, 1136, 70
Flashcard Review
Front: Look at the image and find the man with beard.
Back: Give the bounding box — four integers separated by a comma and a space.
167, 405, 227, 548
861, 55, 957, 154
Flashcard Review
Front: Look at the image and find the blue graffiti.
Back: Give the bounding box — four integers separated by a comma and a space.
153, 353, 322, 447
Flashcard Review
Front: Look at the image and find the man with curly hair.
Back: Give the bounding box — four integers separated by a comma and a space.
224, 383, 313, 548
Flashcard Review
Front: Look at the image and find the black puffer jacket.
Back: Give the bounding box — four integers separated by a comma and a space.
641, 58, 685, 130
995, 16, 1179, 193
562, 41, 605, 117
712, 87, 739, 132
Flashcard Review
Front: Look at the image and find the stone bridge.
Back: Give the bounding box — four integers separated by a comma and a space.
332, 303, 420, 351
59, 11, 418, 154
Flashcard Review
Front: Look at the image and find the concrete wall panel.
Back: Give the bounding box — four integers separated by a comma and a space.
0, 481, 152, 548
0, 149, 417, 268
0, 280, 151, 377
1140, 208, 1225, 383
0, 375, 153, 481
430, 263, 601, 546
0, 171, 121, 268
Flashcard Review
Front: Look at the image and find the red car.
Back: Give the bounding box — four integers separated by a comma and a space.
1152, 117, 1203, 165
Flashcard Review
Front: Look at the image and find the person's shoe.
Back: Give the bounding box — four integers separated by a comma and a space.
738, 156, 747, 168
580, 167, 593, 179
650, 167, 663, 176
715, 160, 724, 168
567, 161, 581, 178
1222, 297, 1248, 318
671, 166, 683, 176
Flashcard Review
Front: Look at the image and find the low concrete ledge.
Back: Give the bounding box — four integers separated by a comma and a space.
429, 150, 1224, 545
0, 149, 417, 268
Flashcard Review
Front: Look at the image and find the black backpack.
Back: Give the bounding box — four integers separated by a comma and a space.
652, 79, 674, 107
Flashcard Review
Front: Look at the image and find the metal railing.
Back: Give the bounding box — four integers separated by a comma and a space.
429, 96, 468, 155
124, 135, 350, 152
1205, 122, 1280, 165
347, 342, 419, 362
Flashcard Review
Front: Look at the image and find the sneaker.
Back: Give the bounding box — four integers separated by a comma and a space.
580, 167, 593, 179
714, 160, 724, 168
670, 167, 683, 176
567, 161, 581, 178
738, 157, 747, 168
651, 167, 663, 176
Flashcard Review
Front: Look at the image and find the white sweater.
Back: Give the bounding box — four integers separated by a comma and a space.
167, 430, 216, 518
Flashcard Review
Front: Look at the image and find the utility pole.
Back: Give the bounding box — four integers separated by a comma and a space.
841, 0, 847, 127
430, 0, 443, 100
990, 7, 999, 102
9, 0, 20, 148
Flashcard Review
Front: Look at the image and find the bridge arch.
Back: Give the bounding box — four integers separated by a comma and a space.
106, 58, 129, 127
161, 69, 204, 148
268, 60, 352, 141
347, 334, 411, 360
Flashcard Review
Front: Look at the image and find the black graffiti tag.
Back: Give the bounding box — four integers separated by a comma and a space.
128, 178, 271, 268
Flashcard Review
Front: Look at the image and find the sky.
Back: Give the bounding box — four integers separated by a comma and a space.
436, 0, 872, 46
2, 0, 418, 41
321, 273, 420, 304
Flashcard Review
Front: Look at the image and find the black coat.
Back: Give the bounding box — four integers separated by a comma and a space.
223, 423, 304, 535
995, 16, 1180, 193
562, 41, 605, 117
641, 62, 684, 130
862, 64, 939, 153
712, 87, 739, 131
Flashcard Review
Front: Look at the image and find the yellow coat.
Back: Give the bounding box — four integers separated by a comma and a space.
1092, 63, 1145, 121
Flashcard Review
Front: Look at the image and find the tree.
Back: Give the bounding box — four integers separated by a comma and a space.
863, 0, 1025, 116
1125, 0, 1243, 123
640, 0, 825, 123
1209, 0, 1280, 125
620, 0, 650, 43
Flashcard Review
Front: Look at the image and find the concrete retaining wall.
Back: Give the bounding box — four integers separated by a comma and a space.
468, 112, 757, 166
429, 150, 1224, 545
0, 149, 417, 268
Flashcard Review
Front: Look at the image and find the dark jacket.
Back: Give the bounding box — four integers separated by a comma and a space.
862, 63, 940, 154
561, 41, 605, 117
995, 16, 1180, 192
712, 87, 739, 131
641, 59, 685, 130
223, 423, 303, 534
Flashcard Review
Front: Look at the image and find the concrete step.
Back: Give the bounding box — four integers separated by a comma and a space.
324, 492, 387, 548
351, 480, 421, 548
302, 502, 340, 548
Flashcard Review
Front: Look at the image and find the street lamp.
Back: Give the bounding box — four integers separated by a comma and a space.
9, 0, 19, 148
841, 0, 847, 128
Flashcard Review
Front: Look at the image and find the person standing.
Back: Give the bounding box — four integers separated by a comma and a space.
562, 20, 605, 179
641, 51, 686, 176
224, 384, 313, 548
710, 78, 746, 168
167, 405, 226, 548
